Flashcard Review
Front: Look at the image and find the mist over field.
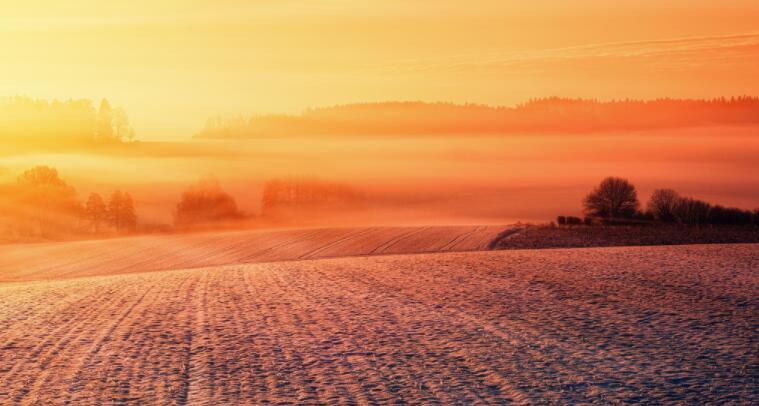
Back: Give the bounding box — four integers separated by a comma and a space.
2, 127, 757, 227
2, 1, 758, 404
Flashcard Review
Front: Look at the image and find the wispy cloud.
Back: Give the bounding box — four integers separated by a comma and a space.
372, 33, 759, 74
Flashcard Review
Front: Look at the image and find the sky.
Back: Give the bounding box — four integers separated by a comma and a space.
1, 0, 759, 139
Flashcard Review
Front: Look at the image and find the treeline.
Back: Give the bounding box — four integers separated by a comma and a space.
1, 168, 363, 242
172, 177, 363, 229
646, 189, 757, 226
557, 177, 759, 226
0, 166, 137, 242
0, 97, 135, 147
195, 97, 759, 138
261, 178, 364, 217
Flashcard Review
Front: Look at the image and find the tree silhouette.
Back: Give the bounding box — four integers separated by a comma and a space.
107, 191, 123, 229
647, 189, 680, 222
673, 197, 711, 225
15, 166, 80, 236
645, 188, 754, 226
583, 177, 639, 220
706, 205, 752, 225
96, 99, 115, 141
121, 193, 137, 231
84, 193, 107, 233
261, 177, 362, 217
112, 107, 134, 141
0, 166, 144, 240
107, 191, 137, 232
174, 178, 241, 227
17, 166, 67, 187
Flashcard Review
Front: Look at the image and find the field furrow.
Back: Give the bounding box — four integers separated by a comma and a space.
0, 244, 756, 404
0, 226, 506, 282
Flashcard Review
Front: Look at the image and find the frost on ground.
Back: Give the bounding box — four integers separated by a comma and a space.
0, 243, 756, 404
0, 225, 504, 282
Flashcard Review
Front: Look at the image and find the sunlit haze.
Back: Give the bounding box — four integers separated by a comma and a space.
1, 1, 758, 228
1, 3, 759, 404
2, 0, 759, 138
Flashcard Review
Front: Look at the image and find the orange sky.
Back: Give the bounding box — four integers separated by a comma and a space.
1, 1, 759, 139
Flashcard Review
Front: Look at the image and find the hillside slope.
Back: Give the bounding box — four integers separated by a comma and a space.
0, 225, 505, 282
0, 244, 755, 404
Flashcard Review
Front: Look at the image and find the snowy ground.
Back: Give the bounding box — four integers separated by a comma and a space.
0, 241, 756, 404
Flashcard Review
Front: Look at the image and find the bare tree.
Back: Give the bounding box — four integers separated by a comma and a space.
647, 189, 680, 222
583, 177, 639, 220
673, 197, 711, 225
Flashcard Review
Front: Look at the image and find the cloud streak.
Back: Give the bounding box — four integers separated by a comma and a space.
373, 33, 759, 74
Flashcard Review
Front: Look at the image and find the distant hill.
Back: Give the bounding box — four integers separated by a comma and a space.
195, 97, 759, 139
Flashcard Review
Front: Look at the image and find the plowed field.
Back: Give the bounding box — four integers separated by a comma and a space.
0, 240, 756, 404
0, 226, 505, 282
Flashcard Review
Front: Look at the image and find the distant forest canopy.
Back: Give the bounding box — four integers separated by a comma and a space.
0, 96, 135, 147
196, 97, 759, 139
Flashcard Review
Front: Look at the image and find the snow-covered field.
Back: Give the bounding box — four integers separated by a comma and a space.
0, 226, 504, 282
0, 230, 756, 404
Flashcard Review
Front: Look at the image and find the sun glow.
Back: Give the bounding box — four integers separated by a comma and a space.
1, 1, 758, 138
